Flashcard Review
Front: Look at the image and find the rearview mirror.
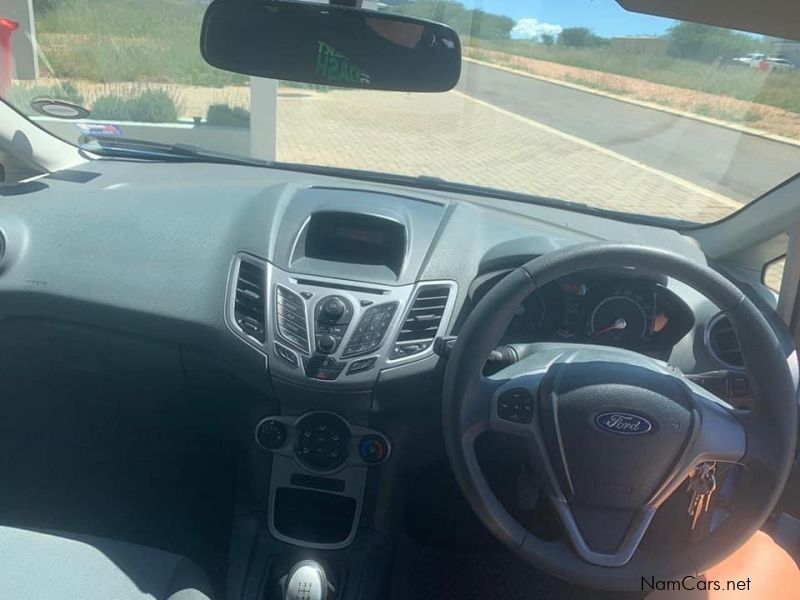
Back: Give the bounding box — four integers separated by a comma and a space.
200, 1, 462, 92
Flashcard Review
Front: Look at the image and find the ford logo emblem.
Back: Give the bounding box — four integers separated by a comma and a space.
595, 412, 654, 435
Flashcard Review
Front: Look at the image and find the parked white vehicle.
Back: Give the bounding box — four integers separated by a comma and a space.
732, 52, 767, 66
767, 57, 798, 70
732, 53, 797, 70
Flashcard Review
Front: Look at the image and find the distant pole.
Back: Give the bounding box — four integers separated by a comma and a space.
4, 0, 38, 79
249, 77, 277, 161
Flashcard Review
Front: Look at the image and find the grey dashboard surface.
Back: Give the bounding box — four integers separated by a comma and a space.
0, 159, 736, 385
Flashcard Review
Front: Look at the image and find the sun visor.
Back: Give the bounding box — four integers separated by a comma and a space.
617, 0, 800, 40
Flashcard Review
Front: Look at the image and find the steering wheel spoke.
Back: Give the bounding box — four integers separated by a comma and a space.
689, 385, 747, 463
648, 380, 747, 506
551, 501, 656, 567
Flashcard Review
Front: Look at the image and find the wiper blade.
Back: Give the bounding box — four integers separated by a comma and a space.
79, 136, 271, 168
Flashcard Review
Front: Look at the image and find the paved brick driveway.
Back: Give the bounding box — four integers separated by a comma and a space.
277, 89, 740, 223
56, 77, 742, 223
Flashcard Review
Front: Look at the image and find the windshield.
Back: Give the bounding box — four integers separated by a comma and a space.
3, 0, 800, 224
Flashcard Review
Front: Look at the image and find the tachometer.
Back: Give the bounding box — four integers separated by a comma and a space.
589, 294, 647, 346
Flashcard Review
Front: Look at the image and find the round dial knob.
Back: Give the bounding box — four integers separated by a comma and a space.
322, 297, 346, 320
359, 434, 389, 464
256, 419, 287, 450
317, 334, 337, 354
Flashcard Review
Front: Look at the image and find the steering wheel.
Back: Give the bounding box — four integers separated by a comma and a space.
442, 243, 798, 590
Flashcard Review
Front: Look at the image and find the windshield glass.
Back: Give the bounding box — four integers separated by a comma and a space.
3, 0, 800, 224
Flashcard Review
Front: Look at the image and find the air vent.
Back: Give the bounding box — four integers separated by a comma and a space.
391, 283, 453, 360
706, 314, 744, 369
275, 285, 310, 354
234, 259, 266, 343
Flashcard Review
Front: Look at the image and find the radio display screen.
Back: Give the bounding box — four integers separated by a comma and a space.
305, 212, 406, 274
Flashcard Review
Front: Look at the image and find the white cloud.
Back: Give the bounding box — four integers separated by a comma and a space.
511, 18, 563, 41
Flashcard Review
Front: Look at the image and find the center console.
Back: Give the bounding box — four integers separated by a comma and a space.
256, 411, 391, 549
226, 193, 458, 389
223, 188, 457, 595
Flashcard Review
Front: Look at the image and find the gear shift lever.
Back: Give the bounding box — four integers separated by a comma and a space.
281, 560, 332, 600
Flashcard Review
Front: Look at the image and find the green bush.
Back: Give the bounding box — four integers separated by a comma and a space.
127, 90, 179, 122
384, 0, 514, 40
666, 22, 763, 62
90, 90, 180, 122
206, 104, 250, 127
558, 27, 608, 48
6, 81, 84, 114
90, 95, 133, 121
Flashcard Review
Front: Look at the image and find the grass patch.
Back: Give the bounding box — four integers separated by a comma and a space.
467, 39, 800, 115
561, 74, 630, 96
694, 103, 764, 123
36, 0, 246, 87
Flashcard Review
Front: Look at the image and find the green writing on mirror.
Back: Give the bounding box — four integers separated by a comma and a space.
316, 42, 371, 85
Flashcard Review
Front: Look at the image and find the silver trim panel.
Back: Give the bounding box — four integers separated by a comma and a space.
226, 253, 459, 386
387, 281, 458, 364
225, 255, 268, 355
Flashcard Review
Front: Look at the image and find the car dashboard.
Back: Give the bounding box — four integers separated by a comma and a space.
0, 159, 766, 393
0, 158, 783, 552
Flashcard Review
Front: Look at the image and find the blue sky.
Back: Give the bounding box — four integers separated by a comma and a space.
466, 0, 676, 38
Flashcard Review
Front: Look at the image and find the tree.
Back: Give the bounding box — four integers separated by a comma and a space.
667, 21, 763, 62
540, 33, 555, 47
557, 27, 607, 48
386, 1, 515, 41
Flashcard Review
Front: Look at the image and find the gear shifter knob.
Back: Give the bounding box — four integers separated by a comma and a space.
282, 560, 330, 600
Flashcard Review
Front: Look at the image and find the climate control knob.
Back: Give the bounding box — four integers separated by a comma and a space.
295, 413, 350, 471
316, 334, 337, 354
256, 419, 288, 450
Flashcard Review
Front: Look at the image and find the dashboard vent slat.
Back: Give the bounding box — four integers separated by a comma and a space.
275, 285, 310, 354
707, 314, 744, 369
234, 259, 266, 343
391, 284, 453, 359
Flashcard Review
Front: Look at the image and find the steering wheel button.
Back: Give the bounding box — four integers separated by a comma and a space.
498, 388, 534, 423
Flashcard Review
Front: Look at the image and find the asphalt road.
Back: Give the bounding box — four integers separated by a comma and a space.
459, 61, 800, 203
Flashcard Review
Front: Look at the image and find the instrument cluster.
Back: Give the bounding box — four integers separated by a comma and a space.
474, 271, 695, 357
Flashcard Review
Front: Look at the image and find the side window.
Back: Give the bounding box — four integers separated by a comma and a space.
764, 255, 786, 293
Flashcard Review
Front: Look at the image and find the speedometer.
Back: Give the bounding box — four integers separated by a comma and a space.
589, 294, 647, 346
